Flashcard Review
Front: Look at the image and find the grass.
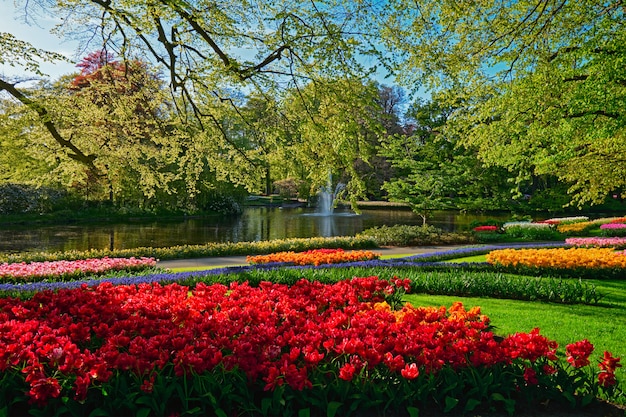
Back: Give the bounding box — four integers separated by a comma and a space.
444, 254, 487, 263
404, 278, 626, 395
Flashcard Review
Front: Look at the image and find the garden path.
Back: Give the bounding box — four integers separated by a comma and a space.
156, 245, 469, 270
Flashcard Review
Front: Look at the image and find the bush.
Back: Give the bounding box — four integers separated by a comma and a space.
358, 224, 474, 246
273, 178, 306, 199
0, 183, 70, 214
504, 225, 564, 241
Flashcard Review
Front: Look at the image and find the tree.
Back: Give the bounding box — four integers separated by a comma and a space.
277, 78, 384, 207
49, 51, 188, 207
0, 33, 98, 172
381, 0, 626, 206
6, 0, 395, 202
380, 99, 513, 223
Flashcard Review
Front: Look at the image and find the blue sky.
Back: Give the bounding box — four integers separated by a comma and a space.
0, 4, 80, 80
1, 2, 400, 91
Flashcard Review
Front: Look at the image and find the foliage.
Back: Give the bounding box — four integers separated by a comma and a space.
0, 32, 66, 76
382, 0, 626, 207
503, 225, 565, 241
0, 278, 620, 416
272, 178, 305, 199
275, 79, 384, 205
0, 183, 70, 215
357, 224, 474, 246
380, 99, 514, 222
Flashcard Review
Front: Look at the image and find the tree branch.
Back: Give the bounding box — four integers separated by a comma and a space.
0, 78, 100, 174
568, 109, 620, 119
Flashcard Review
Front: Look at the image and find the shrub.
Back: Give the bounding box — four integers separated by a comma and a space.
0, 183, 70, 214
273, 178, 305, 199
503, 224, 564, 241
358, 224, 474, 246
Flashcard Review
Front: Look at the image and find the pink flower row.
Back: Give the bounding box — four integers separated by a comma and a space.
0, 257, 157, 281
566, 237, 626, 248
600, 223, 626, 230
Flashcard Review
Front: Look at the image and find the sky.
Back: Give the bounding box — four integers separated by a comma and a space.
0, 2, 402, 91
0, 3, 80, 81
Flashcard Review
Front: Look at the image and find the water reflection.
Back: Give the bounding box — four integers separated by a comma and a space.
0, 207, 512, 253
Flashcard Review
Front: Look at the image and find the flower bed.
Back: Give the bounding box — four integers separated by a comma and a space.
601, 224, 626, 230
541, 216, 589, 225
566, 237, 626, 249
0, 257, 156, 282
246, 248, 380, 266
600, 223, 626, 237
0, 278, 619, 416
502, 222, 552, 229
472, 225, 499, 232
486, 248, 626, 270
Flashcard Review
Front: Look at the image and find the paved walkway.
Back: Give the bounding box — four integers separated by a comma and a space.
157, 245, 470, 270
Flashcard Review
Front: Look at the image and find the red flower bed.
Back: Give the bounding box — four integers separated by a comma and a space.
0, 278, 620, 415
473, 225, 499, 232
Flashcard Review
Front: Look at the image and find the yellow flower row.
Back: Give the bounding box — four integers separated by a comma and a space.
486, 248, 626, 269
557, 217, 626, 233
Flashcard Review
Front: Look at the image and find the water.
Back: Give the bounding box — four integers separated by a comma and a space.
317, 177, 345, 215
0, 207, 512, 253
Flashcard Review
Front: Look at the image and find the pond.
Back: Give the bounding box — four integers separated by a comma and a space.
0, 207, 514, 253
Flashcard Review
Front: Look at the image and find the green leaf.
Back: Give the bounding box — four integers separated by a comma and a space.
136, 408, 151, 417
444, 396, 459, 413
326, 402, 343, 417
88, 408, 111, 417
464, 398, 482, 412
298, 408, 311, 417
134, 396, 155, 407
406, 406, 420, 417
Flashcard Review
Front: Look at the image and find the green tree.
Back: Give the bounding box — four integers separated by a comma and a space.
277, 78, 384, 207
10, 0, 384, 189
0, 33, 98, 173
381, 0, 626, 206
380, 99, 513, 223
48, 51, 187, 208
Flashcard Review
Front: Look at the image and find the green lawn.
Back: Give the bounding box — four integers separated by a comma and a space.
404, 278, 626, 393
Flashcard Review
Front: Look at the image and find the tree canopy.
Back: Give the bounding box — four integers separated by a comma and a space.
2, 0, 626, 212
381, 0, 626, 206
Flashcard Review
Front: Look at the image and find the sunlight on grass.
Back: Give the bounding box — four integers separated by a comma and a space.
168, 265, 234, 272
444, 254, 487, 263
404, 281, 626, 388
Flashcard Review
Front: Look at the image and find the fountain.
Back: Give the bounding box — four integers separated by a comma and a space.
317, 178, 345, 216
